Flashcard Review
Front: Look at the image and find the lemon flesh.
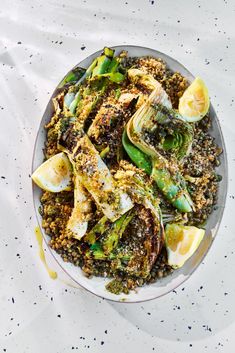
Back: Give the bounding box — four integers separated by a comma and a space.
32, 152, 72, 192
165, 223, 205, 268
178, 77, 210, 122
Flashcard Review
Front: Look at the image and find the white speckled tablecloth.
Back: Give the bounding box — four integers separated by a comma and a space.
1, 0, 235, 352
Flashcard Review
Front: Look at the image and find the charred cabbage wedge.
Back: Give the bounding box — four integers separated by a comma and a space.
125, 70, 194, 213
58, 48, 133, 237
58, 126, 133, 222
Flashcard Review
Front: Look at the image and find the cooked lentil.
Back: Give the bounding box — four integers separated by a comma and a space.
39, 54, 221, 294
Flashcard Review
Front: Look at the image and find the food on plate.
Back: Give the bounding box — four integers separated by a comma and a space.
32, 47, 222, 294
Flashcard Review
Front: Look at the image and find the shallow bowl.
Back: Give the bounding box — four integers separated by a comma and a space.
32, 45, 227, 303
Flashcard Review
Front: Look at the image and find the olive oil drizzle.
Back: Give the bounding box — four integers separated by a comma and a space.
35, 226, 57, 280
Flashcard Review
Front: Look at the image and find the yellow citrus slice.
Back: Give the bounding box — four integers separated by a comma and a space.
32, 152, 72, 192
165, 223, 205, 268
178, 77, 210, 122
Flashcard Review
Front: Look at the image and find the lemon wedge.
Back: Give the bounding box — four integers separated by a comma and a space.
178, 77, 210, 122
32, 152, 72, 192
165, 223, 205, 268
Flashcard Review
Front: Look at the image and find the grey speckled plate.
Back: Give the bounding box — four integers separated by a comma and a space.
32, 45, 228, 303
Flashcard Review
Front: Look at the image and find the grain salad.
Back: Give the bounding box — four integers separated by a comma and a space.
32, 47, 222, 295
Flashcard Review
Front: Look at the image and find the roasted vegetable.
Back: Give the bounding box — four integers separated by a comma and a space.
125, 83, 194, 213
84, 162, 164, 278
85, 210, 134, 259
102, 209, 134, 255
58, 123, 134, 222
114, 161, 164, 269
114, 161, 161, 221
64, 47, 125, 128
56, 48, 133, 223
86, 206, 162, 279
127, 69, 193, 160
58, 67, 86, 88
152, 105, 194, 160
128, 68, 171, 108
87, 92, 138, 168
84, 215, 110, 245
67, 175, 92, 239
122, 129, 152, 174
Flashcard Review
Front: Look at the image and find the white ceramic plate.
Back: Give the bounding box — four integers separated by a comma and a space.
32, 45, 227, 303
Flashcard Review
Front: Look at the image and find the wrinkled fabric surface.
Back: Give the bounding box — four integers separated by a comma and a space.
0, 0, 235, 352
